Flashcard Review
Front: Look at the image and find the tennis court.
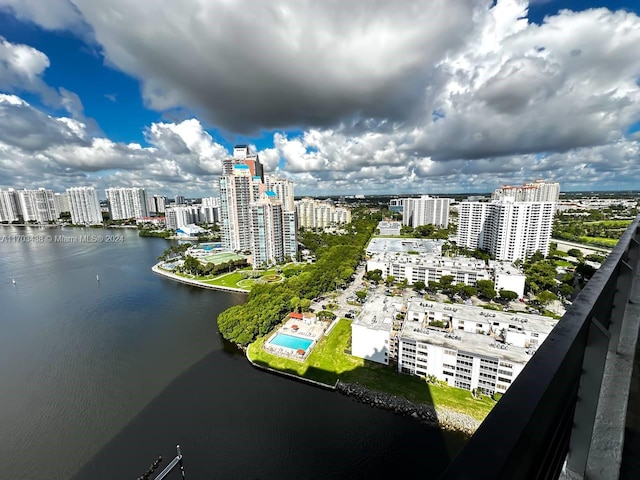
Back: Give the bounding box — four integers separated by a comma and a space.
202, 251, 245, 265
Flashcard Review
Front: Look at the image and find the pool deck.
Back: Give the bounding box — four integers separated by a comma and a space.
264, 316, 327, 362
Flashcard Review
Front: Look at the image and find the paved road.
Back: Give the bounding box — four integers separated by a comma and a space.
310, 263, 370, 319
553, 238, 612, 255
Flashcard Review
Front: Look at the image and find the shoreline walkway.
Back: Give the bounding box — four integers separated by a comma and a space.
151, 263, 250, 293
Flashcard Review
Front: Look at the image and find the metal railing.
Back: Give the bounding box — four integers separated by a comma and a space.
440, 216, 640, 480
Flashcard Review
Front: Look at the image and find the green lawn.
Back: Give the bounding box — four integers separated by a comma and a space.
578, 236, 619, 248
583, 220, 632, 228
553, 259, 574, 267
201, 272, 249, 288
248, 319, 496, 421
166, 265, 293, 290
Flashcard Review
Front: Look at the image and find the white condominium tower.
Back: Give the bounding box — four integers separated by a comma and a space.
457, 199, 555, 262
147, 195, 167, 215
105, 187, 148, 220
250, 192, 285, 266
220, 163, 254, 251
0, 188, 19, 222
67, 187, 102, 225
492, 179, 560, 203
165, 205, 201, 230
265, 175, 295, 212
295, 198, 352, 229
200, 197, 220, 224
402, 195, 452, 228
17, 188, 58, 223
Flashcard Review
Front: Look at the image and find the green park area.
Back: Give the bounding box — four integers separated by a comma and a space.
160, 264, 286, 290
577, 236, 619, 248
247, 319, 496, 421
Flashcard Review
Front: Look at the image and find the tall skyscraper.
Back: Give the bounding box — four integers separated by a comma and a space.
219, 146, 296, 265
67, 187, 103, 225
224, 145, 264, 182
402, 195, 452, 228
105, 187, 148, 220
457, 199, 555, 262
17, 188, 58, 223
282, 211, 298, 260
0, 188, 19, 222
250, 192, 284, 267
220, 164, 255, 252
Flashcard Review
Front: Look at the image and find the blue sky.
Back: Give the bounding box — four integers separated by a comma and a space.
0, 0, 639, 197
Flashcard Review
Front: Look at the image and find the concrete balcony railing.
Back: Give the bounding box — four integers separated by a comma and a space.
440, 216, 640, 480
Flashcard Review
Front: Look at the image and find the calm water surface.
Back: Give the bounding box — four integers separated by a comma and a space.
0, 226, 465, 479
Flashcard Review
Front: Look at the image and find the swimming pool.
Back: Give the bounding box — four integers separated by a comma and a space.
269, 333, 313, 351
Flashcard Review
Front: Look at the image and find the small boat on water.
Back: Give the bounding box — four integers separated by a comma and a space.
96, 275, 100, 282
12, 278, 16, 285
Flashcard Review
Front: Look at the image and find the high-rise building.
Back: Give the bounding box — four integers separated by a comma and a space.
492, 179, 560, 203
174, 195, 186, 205
282, 211, 298, 260
0, 188, 19, 222
265, 175, 295, 212
67, 187, 102, 225
165, 205, 201, 230
220, 164, 255, 252
54, 192, 71, 214
389, 198, 404, 213
17, 188, 58, 223
200, 197, 220, 224
250, 192, 284, 267
219, 146, 296, 265
224, 145, 264, 182
295, 198, 352, 229
147, 195, 167, 215
105, 187, 148, 220
457, 199, 555, 262
402, 195, 452, 228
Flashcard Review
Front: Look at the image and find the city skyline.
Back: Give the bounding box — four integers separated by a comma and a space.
1, 0, 639, 197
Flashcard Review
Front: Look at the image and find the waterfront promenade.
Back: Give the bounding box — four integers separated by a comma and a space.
151, 262, 250, 293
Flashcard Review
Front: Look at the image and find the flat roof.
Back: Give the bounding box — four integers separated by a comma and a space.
352, 294, 397, 332
368, 251, 490, 270
400, 320, 537, 364
406, 297, 556, 336
366, 237, 443, 255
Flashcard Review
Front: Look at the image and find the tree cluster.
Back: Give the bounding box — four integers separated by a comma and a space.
217, 210, 377, 346
178, 256, 247, 277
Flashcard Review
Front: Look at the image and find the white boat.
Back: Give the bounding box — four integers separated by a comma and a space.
12, 278, 16, 285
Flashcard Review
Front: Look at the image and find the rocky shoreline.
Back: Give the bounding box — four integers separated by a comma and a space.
336, 381, 481, 437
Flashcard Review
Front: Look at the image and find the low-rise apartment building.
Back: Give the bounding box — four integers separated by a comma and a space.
351, 295, 556, 395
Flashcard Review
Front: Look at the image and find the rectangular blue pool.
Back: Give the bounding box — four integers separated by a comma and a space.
269, 333, 313, 351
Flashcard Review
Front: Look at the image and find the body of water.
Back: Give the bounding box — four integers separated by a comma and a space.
0, 226, 465, 479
